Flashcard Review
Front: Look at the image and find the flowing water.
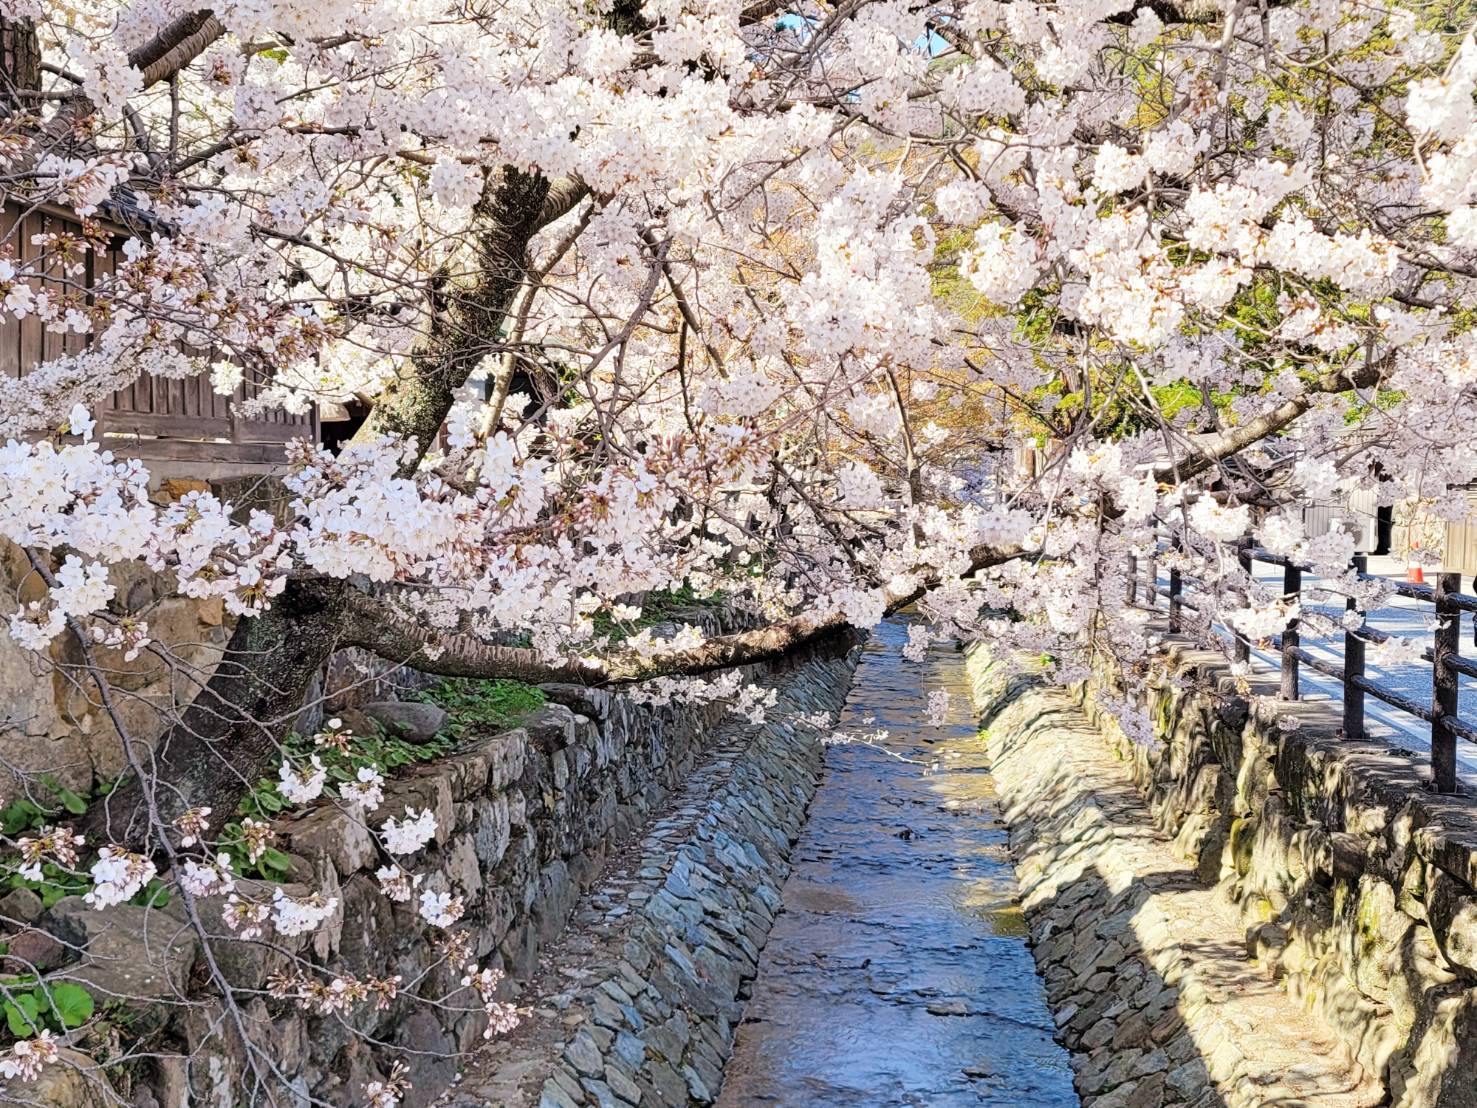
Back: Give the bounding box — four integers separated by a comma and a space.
717, 617, 1078, 1107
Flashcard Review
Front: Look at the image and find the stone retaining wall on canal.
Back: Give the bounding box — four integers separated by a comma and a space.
969, 626, 1477, 1108
443, 642, 861, 1108
1077, 631, 1477, 1108
532, 651, 857, 1108
9, 638, 857, 1108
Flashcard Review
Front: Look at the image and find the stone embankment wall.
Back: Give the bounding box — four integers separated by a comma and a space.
531, 654, 855, 1108
16, 640, 857, 1108
1080, 637, 1477, 1108
971, 628, 1477, 1108
0, 527, 232, 792
445, 648, 859, 1107
968, 668, 1378, 1108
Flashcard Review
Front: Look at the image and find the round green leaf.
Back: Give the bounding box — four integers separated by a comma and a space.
45, 983, 94, 1029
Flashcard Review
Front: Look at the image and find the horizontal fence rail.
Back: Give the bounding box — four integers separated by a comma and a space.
1128, 536, 1477, 794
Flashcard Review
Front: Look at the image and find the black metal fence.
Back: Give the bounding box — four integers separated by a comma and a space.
1126, 540, 1477, 794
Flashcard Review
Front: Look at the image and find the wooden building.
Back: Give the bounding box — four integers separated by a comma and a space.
0, 198, 317, 473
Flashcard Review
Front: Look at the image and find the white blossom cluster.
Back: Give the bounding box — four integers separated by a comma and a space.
9, 0, 1477, 1100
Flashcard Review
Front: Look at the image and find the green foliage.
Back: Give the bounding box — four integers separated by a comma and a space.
1150, 380, 1210, 422
416, 678, 546, 739
235, 721, 460, 824
0, 776, 91, 837
1345, 387, 1404, 425
2, 981, 94, 1038
223, 712, 456, 877
588, 584, 727, 644
0, 777, 164, 909
929, 227, 997, 325
222, 679, 540, 877
3, 861, 89, 910
217, 828, 298, 882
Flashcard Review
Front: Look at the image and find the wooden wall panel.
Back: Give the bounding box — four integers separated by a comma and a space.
1, 199, 317, 466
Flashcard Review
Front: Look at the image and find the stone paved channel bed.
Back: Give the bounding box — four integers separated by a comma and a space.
438, 644, 859, 1107
968, 663, 1386, 1108
717, 617, 1075, 1107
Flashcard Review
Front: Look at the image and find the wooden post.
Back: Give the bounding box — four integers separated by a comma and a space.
1281, 563, 1301, 700
1126, 554, 1137, 606
1433, 572, 1461, 793
1343, 554, 1366, 741
1169, 562, 1182, 631
1233, 537, 1252, 664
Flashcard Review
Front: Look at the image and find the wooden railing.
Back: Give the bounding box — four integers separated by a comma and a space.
1128, 539, 1477, 794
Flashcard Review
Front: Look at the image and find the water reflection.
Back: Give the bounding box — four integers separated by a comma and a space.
717, 618, 1078, 1107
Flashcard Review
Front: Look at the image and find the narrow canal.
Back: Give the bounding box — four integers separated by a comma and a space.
716, 617, 1077, 1107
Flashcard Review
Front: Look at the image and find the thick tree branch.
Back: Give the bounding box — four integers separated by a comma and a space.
1152, 355, 1388, 486
128, 11, 225, 89
341, 545, 1029, 685
539, 175, 590, 227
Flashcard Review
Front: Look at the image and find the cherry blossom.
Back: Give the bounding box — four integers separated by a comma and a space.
84, 847, 156, 909
6, 0, 1477, 1100
0, 1030, 60, 1082
380, 808, 437, 855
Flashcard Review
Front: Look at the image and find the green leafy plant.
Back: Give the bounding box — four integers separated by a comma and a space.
416, 678, 545, 738
1, 858, 169, 911
588, 585, 727, 644
0, 777, 162, 909
2, 861, 89, 910
219, 683, 542, 880
0, 775, 91, 837
1, 980, 94, 1038
217, 826, 298, 882
234, 723, 456, 824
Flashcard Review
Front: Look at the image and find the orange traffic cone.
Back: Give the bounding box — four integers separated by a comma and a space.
1408, 541, 1425, 584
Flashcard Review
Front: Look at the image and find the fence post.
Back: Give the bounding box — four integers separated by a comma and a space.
1234, 536, 1252, 664
1433, 572, 1461, 793
1126, 554, 1137, 606
1280, 563, 1301, 700
1169, 563, 1182, 631
1343, 554, 1366, 740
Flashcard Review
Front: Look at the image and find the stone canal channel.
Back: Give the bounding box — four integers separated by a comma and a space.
717, 618, 1076, 1107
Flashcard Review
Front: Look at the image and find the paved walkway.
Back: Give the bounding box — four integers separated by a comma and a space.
969, 668, 1384, 1108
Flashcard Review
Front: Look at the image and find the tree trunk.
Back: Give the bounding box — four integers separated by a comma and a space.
85, 581, 350, 844
350, 167, 555, 467
0, 15, 40, 113
88, 170, 562, 848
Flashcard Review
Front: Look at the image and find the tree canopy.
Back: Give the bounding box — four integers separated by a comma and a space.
3, 0, 1477, 1097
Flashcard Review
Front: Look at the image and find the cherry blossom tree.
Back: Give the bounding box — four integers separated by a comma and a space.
3, 0, 1477, 1098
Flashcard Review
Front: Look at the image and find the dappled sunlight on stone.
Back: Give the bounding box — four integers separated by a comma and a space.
968, 656, 1386, 1107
